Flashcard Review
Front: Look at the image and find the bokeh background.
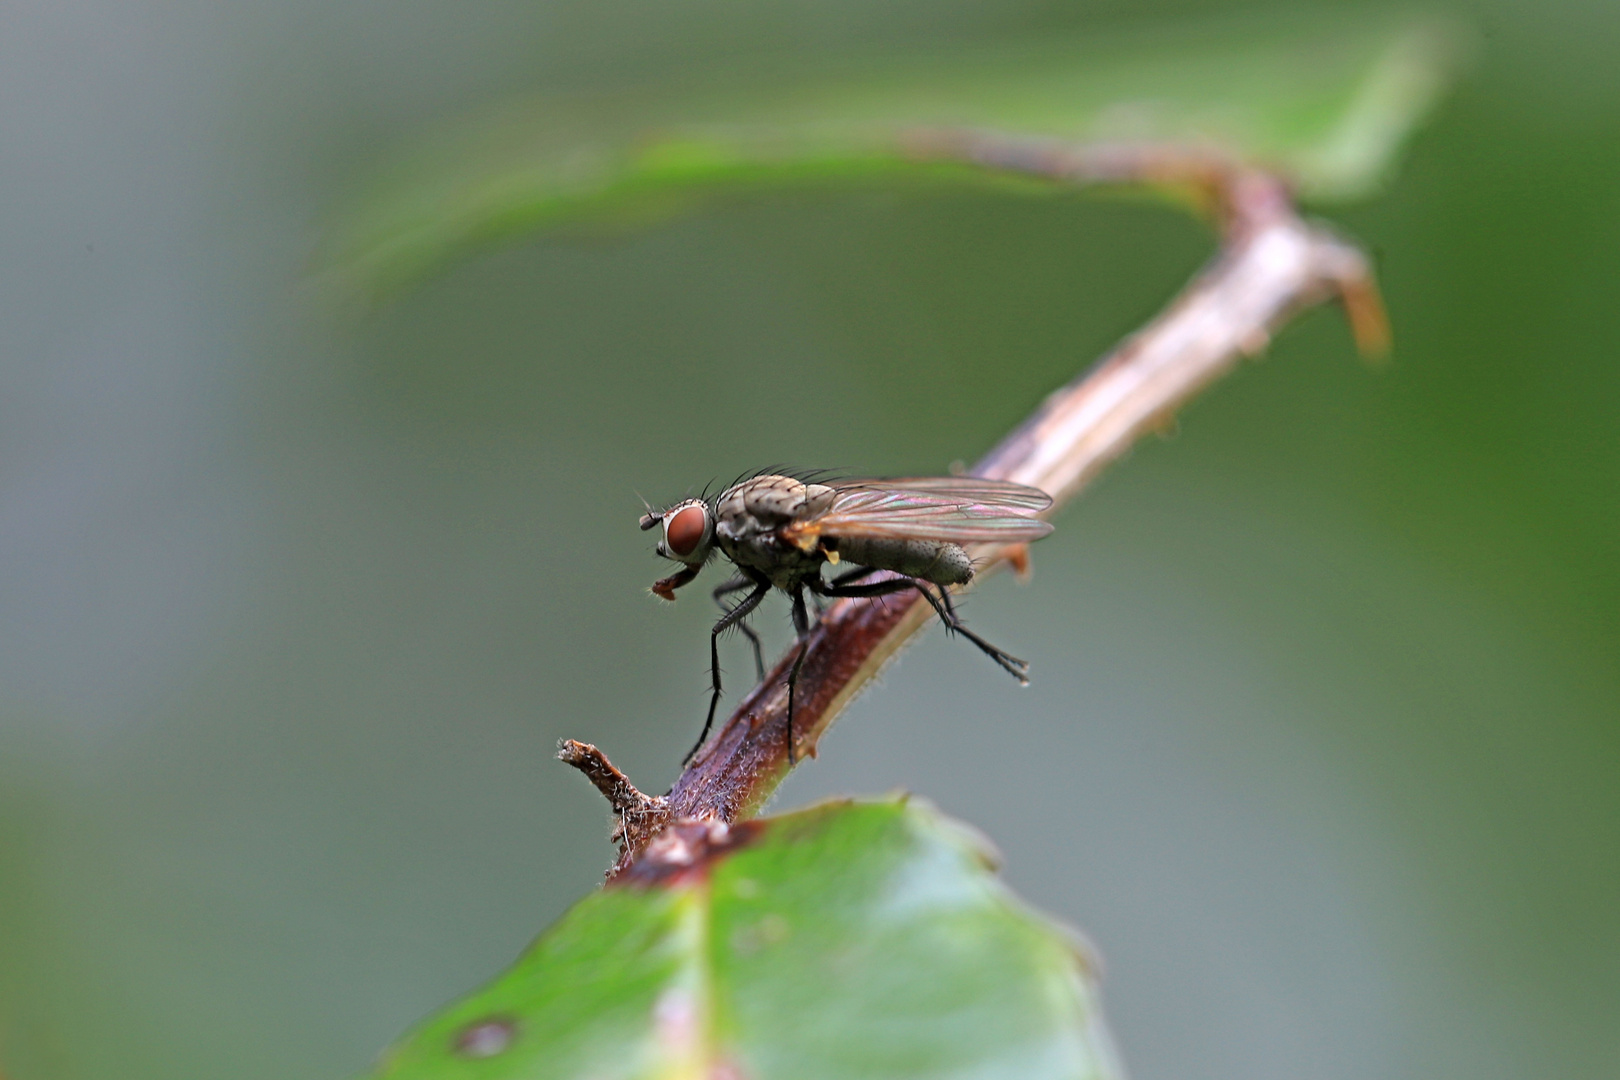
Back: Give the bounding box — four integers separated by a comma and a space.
1, 1, 1616, 1079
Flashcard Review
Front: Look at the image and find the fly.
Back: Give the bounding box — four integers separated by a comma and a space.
639, 471, 1054, 764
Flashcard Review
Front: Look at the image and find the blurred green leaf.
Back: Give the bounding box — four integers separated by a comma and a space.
365, 797, 1118, 1080
322, 12, 1463, 302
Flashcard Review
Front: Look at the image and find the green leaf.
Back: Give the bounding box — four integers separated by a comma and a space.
321, 12, 1464, 302
365, 797, 1119, 1080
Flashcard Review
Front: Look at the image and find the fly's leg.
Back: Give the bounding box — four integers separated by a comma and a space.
714, 576, 766, 681
829, 564, 880, 588
689, 575, 772, 766
809, 575, 1030, 683
809, 563, 878, 616
785, 585, 812, 765
918, 582, 1030, 683
788, 566, 880, 756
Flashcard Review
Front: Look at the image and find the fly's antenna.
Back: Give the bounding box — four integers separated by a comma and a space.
635, 490, 663, 531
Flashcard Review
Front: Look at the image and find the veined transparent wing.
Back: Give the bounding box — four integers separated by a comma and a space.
781, 477, 1053, 545
836, 476, 1052, 511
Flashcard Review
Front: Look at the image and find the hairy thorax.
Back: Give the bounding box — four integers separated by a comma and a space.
714, 475, 833, 589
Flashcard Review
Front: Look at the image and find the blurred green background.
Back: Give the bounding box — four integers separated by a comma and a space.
0, 0, 1616, 1079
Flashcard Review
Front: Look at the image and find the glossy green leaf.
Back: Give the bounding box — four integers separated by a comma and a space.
322, 13, 1463, 301
364, 798, 1119, 1080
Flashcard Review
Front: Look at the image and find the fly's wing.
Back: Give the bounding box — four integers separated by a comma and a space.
780, 477, 1053, 547
843, 477, 1053, 512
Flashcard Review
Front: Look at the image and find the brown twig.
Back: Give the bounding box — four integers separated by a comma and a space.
556, 740, 670, 858
558, 136, 1388, 879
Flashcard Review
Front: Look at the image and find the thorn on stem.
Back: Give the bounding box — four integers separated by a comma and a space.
1238, 327, 1272, 358
554, 744, 660, 819
1340, 271, 1392, 361
1005, 543, 1032, 581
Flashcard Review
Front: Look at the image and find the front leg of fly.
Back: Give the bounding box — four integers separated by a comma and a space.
689, 570, 772, 765
713, 575, 766, 680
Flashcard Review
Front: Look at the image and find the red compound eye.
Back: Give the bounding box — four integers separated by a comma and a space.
665, 504, 708, 558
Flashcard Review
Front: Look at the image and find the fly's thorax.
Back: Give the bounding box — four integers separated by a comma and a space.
715, 524, 825, 584
833, 538, 974, 586
716, 475, 836, 537
712, 476, 833, 586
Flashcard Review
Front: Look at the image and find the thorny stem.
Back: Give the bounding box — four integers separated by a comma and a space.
559, 136, 1390, 879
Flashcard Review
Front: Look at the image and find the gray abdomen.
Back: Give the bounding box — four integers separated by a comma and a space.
835, 538, 973, 586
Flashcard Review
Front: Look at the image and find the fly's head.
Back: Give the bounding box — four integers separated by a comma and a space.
640, 498, 715, 601
642, 499, 714, 564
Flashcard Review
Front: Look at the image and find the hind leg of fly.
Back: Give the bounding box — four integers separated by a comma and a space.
829, 564, 880, 588
689, 574, 771, 766
924, 583, 1031, 682
714, 576, 766, 681
810, 562, 879, 617
808, 575, 1030, 683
